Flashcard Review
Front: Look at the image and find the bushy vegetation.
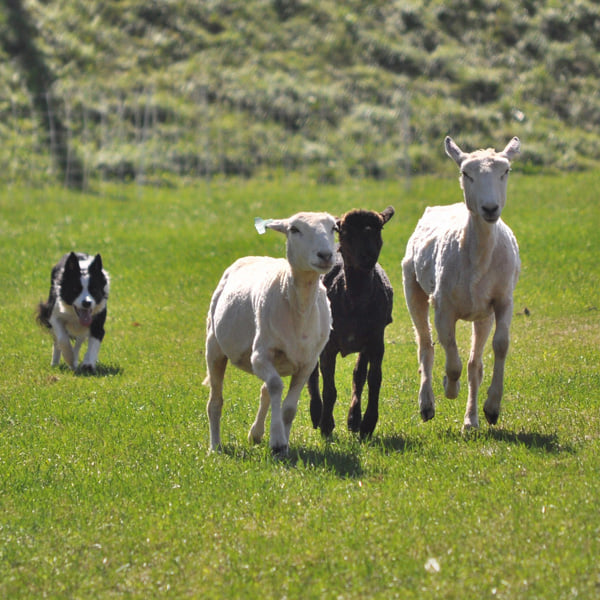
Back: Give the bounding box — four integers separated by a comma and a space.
1, 0, 600, 182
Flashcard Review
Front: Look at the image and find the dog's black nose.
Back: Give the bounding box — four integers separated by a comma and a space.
81, 300, 92, 308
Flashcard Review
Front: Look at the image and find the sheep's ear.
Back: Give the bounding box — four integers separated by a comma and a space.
380, 206, 394, 225
264, 218, 288, 234
335, 218, 341, 232
500, 137, 521, 161
445, 136, 467, 166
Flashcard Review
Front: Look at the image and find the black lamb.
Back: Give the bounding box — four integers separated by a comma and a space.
308, 206, 394, 438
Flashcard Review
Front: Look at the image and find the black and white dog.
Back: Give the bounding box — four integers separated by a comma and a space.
37, 252, 110, 373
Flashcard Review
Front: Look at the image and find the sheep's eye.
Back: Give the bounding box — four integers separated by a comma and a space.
289, 225, 300, 234
503, 168, 510, 178
462, 170, 473, 182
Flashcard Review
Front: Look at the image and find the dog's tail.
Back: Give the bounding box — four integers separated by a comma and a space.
36, 301, 52, 329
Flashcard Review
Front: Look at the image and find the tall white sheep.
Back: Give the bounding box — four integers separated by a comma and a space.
402, 136, 521, 430
204, 212, 336, 455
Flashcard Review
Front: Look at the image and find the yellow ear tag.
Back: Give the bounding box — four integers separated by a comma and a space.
254, 217, 274, 235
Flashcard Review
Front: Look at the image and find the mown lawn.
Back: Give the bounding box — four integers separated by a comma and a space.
0, 173, 598, 599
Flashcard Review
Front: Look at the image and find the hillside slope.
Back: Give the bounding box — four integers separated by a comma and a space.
1, 0, 599, 184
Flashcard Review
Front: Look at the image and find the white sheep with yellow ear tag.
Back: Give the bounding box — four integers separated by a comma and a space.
204, 211, 337, 456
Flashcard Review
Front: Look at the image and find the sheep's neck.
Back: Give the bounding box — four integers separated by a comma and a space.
287, 269, 320, 315
343, 264, 374, 296
462, 213, 499, 273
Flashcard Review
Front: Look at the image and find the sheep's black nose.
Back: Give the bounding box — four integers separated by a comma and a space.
317, 251, 333, 262
482, 205, 498, 216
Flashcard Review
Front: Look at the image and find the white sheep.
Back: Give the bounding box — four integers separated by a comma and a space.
402, 136, 521, 430
204, 211, 337, 455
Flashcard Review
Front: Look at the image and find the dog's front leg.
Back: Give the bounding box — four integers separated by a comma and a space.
80, 337, 101, 373
51, 341, 62, 366
73, 337, 85, 369
49, 318, 75, 369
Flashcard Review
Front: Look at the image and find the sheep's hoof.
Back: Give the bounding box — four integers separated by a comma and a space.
461, 421, 479, 435
483, 408, 499, 426
271, 445, 289, 458
347, 414, 361, 434
359, 426, 374, 441
310, 401, 322, 429
443, 376, 460, 399
358, 414, 377, 439
248, 429, 264, 445
420, 406, 435, 422
319, 415, 335, 437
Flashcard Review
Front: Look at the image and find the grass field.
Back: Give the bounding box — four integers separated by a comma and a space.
0, 173, 599, 599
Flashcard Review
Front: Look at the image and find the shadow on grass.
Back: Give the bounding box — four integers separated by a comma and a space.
436, 425, 574, 454
486, 427, 574, 454
219, 442, 364, 478
374, 432, 421, 454
291, 446, 364, 478
57, 362, 123, 377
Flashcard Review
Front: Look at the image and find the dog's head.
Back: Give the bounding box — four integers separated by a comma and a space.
59, 252, 109, 327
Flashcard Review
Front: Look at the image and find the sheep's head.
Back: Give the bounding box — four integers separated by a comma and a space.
263, 212, 336, 274
445, 136, 520, 223
337, 206, 394, 271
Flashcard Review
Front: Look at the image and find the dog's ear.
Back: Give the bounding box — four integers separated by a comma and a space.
64, 252, 80, 275
90, 254, 103, 273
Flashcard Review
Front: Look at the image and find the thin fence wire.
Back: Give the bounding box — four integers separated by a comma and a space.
0, 88, 412, 189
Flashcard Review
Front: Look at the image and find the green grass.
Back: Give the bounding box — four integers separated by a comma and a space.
0, 174, 599, 598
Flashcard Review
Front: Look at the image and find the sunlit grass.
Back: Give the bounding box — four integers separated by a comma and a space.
0, 174, 598, 598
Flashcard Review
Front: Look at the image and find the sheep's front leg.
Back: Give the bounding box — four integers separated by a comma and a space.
484, 302, 512, 425
348, 353, 368, 434
403, 274, 435, 421
249, 383, 270, 444
435, 310, 462, 400
358, 340, 384, 439
464, 316, 493, 430
282, 369, 312, 444
318, 347, 338, 437
251, 352, 287, 454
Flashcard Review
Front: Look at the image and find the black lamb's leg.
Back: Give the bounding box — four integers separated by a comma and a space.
308, 364, 322, 429
319, 347, 337, 437
348, 352, 368, 433
359, 341, 384, 439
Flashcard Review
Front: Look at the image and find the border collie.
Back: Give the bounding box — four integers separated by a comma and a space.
37, 252, 110, 373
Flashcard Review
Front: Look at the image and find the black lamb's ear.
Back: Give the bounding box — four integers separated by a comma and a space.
334, 218, 342, 233
380, 206, 394, 225
90, 253, 103, 272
